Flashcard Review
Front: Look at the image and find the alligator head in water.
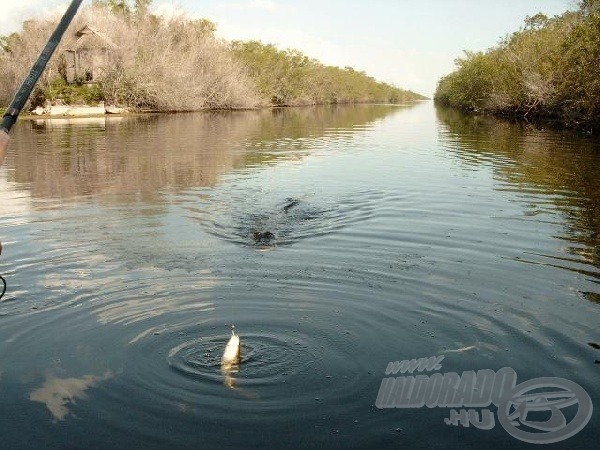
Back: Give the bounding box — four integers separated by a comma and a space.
252, 231, 275, 244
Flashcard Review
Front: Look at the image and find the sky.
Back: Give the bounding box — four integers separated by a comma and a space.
0, 0, 576, 97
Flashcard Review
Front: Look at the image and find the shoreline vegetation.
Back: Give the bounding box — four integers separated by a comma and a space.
0, 0, 426, 116
434, 0, 600, 133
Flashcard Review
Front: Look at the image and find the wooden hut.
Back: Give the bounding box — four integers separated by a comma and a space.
63, 25, 116, 83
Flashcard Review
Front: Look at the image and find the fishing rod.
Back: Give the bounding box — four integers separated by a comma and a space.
0, 0, 83, 300
0, 0, 84, 166
0, 242, 5, 300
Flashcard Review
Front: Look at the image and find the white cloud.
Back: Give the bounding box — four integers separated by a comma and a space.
153, 3, 190, 20
215, 21, 339, 56
29, 370, 113, 421
0, 1, 68, 35
249, 0, 280, 11
152, 2, 214, 22
217, 0, 285, 13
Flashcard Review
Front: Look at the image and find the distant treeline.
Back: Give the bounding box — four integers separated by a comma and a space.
434, 0, 600, 132
231, 41, 424, 106
0, 0, 425, 111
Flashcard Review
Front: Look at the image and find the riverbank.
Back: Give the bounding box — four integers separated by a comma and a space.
13, 101, 426, 122
0, 4, 425, 114
29, 103, 127, 117
434, 2, 600, 133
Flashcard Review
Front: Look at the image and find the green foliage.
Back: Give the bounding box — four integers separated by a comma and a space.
435, 3, 600, 131
92, 0, 154, 18
31, 77, 104, 108
555, 12, 600, 127
580, 0, 600, 14
524, 13, 549, 30
134, 0, 152, 16
232, 40, 426, 106
0, 33, 21, 54
93, 0, 131, 16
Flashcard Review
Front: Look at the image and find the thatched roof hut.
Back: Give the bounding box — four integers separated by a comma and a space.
63, 25, 116, 83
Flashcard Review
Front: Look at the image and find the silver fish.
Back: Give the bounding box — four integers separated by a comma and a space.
221, 327, 241, 389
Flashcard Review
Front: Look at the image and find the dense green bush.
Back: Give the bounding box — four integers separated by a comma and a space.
31, 77, 104, 108
231, 40, 426, 106
435, 1, 600, 131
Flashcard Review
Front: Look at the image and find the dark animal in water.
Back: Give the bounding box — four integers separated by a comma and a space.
283, 198, 300, 213
250, 198, 300, 245
253, 231, 275, 243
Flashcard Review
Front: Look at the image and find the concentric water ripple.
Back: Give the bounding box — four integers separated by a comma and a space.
188, 189, 381, 248
0, 104, 599, 449
167, 331, 323, 387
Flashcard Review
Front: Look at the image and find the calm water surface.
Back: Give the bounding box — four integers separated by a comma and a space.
0, 103, 598, 449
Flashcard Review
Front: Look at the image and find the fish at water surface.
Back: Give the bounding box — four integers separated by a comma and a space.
222, 328, 241, 363
221, 327, 241, 389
